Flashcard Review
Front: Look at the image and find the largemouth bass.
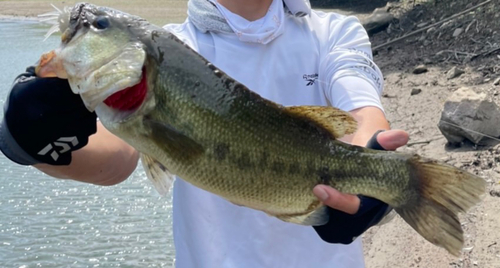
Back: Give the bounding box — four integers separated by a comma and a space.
36, 3, 485, 256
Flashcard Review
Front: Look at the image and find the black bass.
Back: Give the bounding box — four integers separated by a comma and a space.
36, 3, 485, 256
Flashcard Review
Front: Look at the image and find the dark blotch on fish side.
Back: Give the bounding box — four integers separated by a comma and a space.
317, 167, 332, 185
271, 161, 286, 175
214, 143, 230, 161
306, 161, 316, 176
143, 117, 204, 162
236, 152, 253, 170
258, 151, 269, 169
288, 162, 302, 175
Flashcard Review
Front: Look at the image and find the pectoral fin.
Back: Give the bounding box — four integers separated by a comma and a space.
143, 118, 204, 162
284, 106, 357, 139
140, 154, 175, 196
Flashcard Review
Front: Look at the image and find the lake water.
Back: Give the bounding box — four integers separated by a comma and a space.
0, 20, 175, 268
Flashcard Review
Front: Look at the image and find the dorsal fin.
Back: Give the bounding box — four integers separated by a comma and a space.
284, 106, 358, 139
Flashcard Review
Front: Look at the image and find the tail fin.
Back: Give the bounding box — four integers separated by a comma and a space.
396, 156, 486, 256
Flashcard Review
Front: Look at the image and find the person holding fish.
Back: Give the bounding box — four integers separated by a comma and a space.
1, 0, 482, 267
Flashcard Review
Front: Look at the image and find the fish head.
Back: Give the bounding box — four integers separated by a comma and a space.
38, 3, 160, 122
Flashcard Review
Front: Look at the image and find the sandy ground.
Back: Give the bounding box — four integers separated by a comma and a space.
1, 0, 499, 267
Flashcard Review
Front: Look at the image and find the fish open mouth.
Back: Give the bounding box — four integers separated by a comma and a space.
103, 67, 148, 111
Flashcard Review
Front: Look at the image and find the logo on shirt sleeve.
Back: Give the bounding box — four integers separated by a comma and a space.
303, 73, 318, 86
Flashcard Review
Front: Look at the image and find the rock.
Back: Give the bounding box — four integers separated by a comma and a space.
491, 184, 500, 197
438, 87, 500, 145
453, 28, 464, 37
426, 27, 436, 34
463, 55, 473, 63
411, 88, 422, 95
382, 93, 396, 98
463, 246, 474, 252
413, 65, 428, 74
447, 66, 465, 79
361, 7, 394, 35
494, 77, 500, 85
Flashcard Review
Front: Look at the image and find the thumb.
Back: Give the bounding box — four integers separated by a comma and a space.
313, 185, 360, 214
376, 129, 409, 151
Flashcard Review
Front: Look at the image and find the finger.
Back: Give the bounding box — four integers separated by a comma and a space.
376, 129, 409, 151
313, 185, 360, 214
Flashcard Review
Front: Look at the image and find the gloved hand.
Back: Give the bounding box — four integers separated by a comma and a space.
312, 130, 393, 244
0, 66, 97, 166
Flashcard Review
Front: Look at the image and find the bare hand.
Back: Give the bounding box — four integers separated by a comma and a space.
312, 129, 409, 214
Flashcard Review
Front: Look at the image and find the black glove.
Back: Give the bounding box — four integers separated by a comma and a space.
312, 130, 392, 244
0, 66, 97, 166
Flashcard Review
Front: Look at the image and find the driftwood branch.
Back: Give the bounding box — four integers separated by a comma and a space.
472, 47, 500, 60
406, 136, 444, 146
372, 0, 493, 52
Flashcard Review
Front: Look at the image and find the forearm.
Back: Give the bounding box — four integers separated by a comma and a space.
34, 122, 140, 185
340, 106, 390, 146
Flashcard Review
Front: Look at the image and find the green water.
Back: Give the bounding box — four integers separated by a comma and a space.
0, 20, 175, 268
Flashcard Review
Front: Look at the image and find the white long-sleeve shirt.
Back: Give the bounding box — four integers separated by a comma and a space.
164, 8, 384, 268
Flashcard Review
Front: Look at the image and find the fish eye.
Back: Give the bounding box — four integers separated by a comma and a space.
93, 16, 110, 30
